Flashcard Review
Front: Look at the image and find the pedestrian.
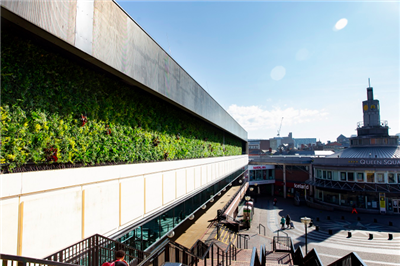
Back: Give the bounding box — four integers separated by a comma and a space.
101, 250, 128, 266
280, 216, 286, 229
273, 198, 277, 206
114, 250, 129, 266
286, 214, 291, 228
290, 221, 295, 229
351, 204, 358, 214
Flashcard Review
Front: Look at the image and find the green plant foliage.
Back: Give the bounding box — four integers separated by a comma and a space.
1, 29, 243, 171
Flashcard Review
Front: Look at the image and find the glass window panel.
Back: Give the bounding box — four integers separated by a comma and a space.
323, 171, 327, 179
367, 173, 374, 182
348, 172, 354, 181
340, 172, 346, 181
388, 173, 395, 183
377, 173, 384, 183
327, 171, 332, 180
357, 173, 364, 182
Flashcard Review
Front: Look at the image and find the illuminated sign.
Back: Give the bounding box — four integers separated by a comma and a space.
294, 183, 309, 190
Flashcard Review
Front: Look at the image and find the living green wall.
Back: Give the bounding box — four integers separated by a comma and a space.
1, 29, 243, 172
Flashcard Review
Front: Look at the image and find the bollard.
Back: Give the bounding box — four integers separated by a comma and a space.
341, 216, 345, 220
327, 216, 330, 220
373, 218, 377, 223
357, 216, 361, 221
388, 234, 393, 240
316, 217, 320, 221
329, 229, 333, 235
389, 221, 393, 226
347, 232, 352, 238
315, 225, 319, 231
369, 233, 373, 240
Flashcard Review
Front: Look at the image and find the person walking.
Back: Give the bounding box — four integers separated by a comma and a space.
351, 204, 358, 214
280, 216, 286, 229
286, 214, 291, 228
273, 198, 277, 206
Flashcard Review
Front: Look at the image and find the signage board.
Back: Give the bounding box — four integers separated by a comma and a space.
379, 193, 386, 213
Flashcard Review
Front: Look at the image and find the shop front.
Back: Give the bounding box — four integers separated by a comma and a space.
274, 181, 309, 198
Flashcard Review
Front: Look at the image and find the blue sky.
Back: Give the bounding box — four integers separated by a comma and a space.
116, 0, 399, 142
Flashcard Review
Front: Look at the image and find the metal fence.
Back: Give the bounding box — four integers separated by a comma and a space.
1, 254, 78, 266
44, 234, 149, 266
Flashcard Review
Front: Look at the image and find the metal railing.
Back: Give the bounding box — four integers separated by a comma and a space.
302, 249, 323, 266
236, 234, 249, 249
137, 239, 198, 266
273, 230, 291, 252
249, 245, 266, 266
1, 254, 79, 266
327, 252, 367, 266
258, 224, 265, 236
190, 239, 237, 266
44, 234, 149, 266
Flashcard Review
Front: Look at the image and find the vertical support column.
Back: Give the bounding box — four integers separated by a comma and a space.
365, 195, 368, 209
339, 193, 341, 206
119, 183, 122, 226
144, 178, 147, 213
82, 190, 85, 239
309, 164, 313, 196
283, 164, 287, 199
17, 201, 24, 255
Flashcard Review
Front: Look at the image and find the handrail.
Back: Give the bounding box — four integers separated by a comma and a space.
259, 224, 266, 236
220, 177, 247, 215
302, 248, 323, 266
237, 234, 249, 249
327, 252, 367, 266
249, 245, 266, 266
44, 234, 149, 266
137, 239, 198, 266
0, 254, 79, 266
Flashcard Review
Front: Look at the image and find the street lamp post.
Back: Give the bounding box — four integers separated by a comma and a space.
301, 217, 311, 254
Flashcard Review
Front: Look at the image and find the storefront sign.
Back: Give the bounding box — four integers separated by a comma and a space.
359, 159, 400, 165
248, 165, 274, 170
294, 183, 309, 190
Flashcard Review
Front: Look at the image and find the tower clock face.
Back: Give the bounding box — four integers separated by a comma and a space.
370, 104, 376, 110
363, 105, 368, 111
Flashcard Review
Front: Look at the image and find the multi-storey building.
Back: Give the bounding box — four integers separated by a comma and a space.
310, 85, 400, 214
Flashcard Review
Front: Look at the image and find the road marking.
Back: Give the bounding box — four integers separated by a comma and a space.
318, 253, 400, 266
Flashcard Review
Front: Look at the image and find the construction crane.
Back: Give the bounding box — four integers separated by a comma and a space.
277, 117, 284, 137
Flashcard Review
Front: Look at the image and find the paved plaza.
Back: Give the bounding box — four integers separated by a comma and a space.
244, 195, 400, 266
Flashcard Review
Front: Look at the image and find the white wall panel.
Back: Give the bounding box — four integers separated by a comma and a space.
163, 171, 176, 205
120, 176, 144, 226
1, 172, 21, 198
21, 188, 82, 258
201, 165, 207, 186
0, 198, 19, 255
84, 181, 119, 238
186, 168, 195, 193
194, 167, 201, 189
176, 169, 186, 198
145, 173, 163, 214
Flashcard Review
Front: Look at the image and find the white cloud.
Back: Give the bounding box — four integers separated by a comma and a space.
333, 18, 348, 31
227, 104, 329, 132
270, 66, 286, 81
